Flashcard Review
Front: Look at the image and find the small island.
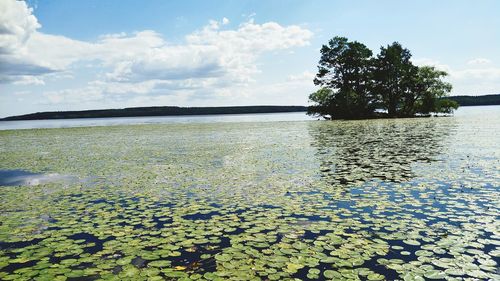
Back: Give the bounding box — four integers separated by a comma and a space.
1, 2, 500, 281
308, 36, 459, 119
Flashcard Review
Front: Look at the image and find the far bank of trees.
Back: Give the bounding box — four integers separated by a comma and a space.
2, 106, 308, 121
308, 37, 459, 119
446, 94, 500, 106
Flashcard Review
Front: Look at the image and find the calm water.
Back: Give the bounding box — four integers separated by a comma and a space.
1, 106, 498, 131
0, 112, 314, 130
0, 106, 498, 280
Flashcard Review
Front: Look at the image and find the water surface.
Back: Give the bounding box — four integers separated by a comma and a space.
0, 106, 498, 280
0, 112, 314, 130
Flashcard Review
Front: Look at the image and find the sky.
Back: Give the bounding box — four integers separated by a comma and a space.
0, 0, 499, 117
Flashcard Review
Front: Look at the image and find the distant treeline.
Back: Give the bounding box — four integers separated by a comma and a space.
2, 95, 498, 121
1, 106, 308, 121
445, 94, 500, 106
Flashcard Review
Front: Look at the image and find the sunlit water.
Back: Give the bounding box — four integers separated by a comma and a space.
0, 112, 314, 130
0, 106, 498, 280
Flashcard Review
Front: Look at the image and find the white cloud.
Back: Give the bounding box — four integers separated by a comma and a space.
42, 83, 110, 105
0, 0, 57, 83
1, 0, 314, 107
36, 21, 313, 103
12, 76, 45, 85
467, 58, 491, 66
42, 79, 177, 104
0, 0, 40, 54
105, 44, 225, 82
415, 58, 500, 95
412, 58, 451, 73
239, 71, 316, 106
41, 68, 317, 108
287, 71, 315, 82
121, 20, 314, 86
42, 83, 145, 105
242, 13, 257, 20
186, 21, 311, 54
451, 67, 500, 80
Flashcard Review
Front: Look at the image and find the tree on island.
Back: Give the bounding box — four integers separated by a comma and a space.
308, 36, 458, 119
312, 37, 374, 119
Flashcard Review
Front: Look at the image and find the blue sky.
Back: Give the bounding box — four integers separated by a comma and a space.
1, 0, 499, 117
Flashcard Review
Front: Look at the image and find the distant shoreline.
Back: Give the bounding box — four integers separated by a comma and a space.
446, 94, 500, 107
1, 94, 499, 121
1, 106, 308, 121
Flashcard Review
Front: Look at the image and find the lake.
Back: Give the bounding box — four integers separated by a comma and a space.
0, 112, 314, 130
0, 106, 499, 280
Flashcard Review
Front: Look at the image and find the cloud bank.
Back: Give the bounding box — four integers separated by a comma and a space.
2, 0, 497, 114
1, 0, 314, 106
414, 58, 500, 95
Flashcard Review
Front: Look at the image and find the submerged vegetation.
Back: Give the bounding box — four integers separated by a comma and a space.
0, 115, 499, 280
308, 37, 459, 119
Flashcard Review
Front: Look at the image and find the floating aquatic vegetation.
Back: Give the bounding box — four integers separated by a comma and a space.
0, 116, 499, 280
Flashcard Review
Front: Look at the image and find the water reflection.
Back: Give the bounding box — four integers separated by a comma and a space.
308, 118, 456, 184
0, 169, 79, 186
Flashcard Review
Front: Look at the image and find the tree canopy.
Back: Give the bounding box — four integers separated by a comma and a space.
308, 36, 458, 119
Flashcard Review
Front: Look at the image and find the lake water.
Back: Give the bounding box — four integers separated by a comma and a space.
0, 106, 499, 280
0, 112, 314, 130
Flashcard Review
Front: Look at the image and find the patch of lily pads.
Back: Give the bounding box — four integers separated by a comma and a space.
0, 117, 499, 280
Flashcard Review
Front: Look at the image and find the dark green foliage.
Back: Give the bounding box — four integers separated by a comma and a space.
435, 99, 459, 114
313, 37, 375, 119
445, 94, 500, 106
373, 42, 417, 117
309, 37, 458, 119
307, 88, 335, 118
1, 106, 307, 121
412, 66, 453, 115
